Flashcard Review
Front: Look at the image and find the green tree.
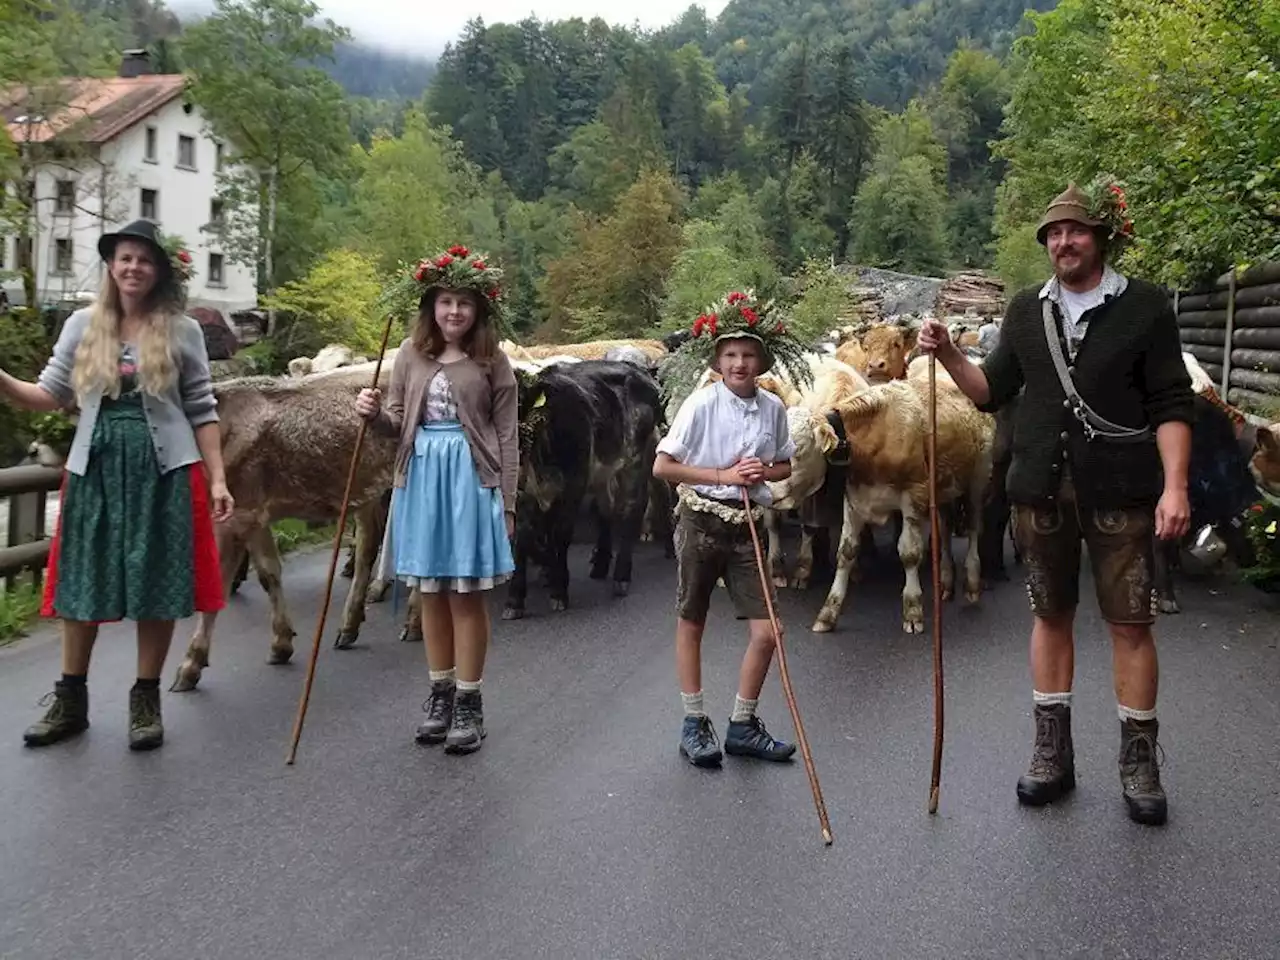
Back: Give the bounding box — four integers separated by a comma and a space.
181, 0, 353, 327
542, 170, 683, 339
261, 248, 386, 358
787, 258, 858, 343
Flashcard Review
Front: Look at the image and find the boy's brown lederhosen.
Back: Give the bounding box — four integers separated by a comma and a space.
673, 484, 773, 624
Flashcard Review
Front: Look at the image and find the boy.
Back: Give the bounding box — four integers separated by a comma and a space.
654, 292, 808, 767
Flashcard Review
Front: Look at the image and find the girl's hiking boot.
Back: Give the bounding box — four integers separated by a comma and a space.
23, 681, 89, 748
415, 679, 455, 745
444, 690, 485, 754
679, 715, 723, 767
724, 715, 796, 762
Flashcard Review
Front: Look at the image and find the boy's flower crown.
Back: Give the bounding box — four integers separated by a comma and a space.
662, 289, 812, 408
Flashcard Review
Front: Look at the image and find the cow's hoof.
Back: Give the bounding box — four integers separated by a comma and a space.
613, 580, 630, 598
788, 576, 810, 590
1158, 597, 1181, 615
399, 625, 423, 643
268, 646, 293, 665
941, 586, 955, 602
501, 606, 525, 621
811, 613, 836, 633
169, 663, 201, 693
964, 589, 981, 606
772, 574, 788, 589
334, 631, 358, 650
903, 619, 925, 634
365, 581, 390, 604
550, 598, 567, 612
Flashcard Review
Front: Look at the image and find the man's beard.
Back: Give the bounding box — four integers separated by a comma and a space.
1053, 247, 1102, 284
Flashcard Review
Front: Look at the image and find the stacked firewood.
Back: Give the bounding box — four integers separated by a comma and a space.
935, 272, 1005, 319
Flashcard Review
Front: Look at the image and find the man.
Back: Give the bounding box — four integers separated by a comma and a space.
917, 182, 1193, 826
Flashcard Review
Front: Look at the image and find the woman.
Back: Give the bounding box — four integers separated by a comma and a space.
356, 245, 517, 755
0, 219, 233, 752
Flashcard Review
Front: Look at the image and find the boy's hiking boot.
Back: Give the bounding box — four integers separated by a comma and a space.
679, 715, 723, 767
725, 715, 796, 762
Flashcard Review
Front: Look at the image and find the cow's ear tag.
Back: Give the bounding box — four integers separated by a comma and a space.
533, 393, 546, 409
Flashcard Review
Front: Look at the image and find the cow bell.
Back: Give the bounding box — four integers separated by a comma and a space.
1184, 524, 1228, 573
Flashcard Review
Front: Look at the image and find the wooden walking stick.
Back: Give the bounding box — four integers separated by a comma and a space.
741, 488, 834, 846
286, 312, 399, 766
927, 353, 945, 814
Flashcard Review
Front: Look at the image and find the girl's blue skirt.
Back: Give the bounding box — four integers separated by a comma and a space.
389, 421, 514, 594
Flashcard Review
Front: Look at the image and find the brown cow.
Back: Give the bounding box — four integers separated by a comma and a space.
170, 360, 405, 692
835, 323, 916, 384
769, 357, 994, 634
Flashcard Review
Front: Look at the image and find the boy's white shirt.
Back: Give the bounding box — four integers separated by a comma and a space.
657, 380, 795, 507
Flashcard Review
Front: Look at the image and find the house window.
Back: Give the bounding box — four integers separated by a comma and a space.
54, 238, 73, 274
55, 179, 74, 215
16, 237, 32, 271
209, 198, 224, 225
208, 253, 224, 285
177, 134, 196, 169
214, 142, 224, 171
0, 237, 6, 269
140, 188, 158, 220
145, 126, 157, 162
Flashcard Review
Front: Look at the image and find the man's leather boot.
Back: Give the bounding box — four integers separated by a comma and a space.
1119, 717, 1167, 826
1016, 702, 1076, 805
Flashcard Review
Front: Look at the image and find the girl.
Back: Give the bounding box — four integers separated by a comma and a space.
356, 245, 518, 755
1, 219, 233, 752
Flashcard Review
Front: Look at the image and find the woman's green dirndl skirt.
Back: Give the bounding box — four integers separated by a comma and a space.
40, 394, 225, 623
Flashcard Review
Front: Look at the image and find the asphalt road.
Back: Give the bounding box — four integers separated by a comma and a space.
1, 530, 1278, 960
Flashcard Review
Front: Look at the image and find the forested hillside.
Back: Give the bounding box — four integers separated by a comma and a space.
4, 0, 1277, 385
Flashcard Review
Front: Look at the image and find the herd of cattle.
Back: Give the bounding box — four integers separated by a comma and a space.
30, 318, 1280, 694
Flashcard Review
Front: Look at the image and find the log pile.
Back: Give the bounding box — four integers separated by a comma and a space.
838, 286, 884, 326
935, 272, 1005, 319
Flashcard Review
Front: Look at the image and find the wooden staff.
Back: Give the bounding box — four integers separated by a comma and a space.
741, 488, 834, 846
927, 353, 945, 814
286, 312, 399, 766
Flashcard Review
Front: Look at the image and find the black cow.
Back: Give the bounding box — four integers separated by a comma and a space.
503, 360, 663, 619
1153, 393, 1259, 613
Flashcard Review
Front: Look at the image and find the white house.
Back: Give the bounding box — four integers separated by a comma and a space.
1, 52, 257, 317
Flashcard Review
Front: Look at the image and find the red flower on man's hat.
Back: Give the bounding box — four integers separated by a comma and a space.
742, 307, 759, 326
448, 245, 470, 257
472, 259, 486, 270
177, 250, 192, 263
707, 314, 718, 336
436, 254, 454, 268
486, 287, 500, 300
727, 292, 748, 305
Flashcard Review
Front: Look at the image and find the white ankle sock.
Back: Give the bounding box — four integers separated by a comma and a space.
429, 668, 456, 684
730, 695, 757, 723
1118, 703, 1157, 722
681, 691, 705, 717
457, 678, 481, 694
1033, 689, 1073, 706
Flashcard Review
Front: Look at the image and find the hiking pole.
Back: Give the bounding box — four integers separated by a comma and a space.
741, 488, 834, 846
286, 312, 398, 766
927, 353, 945, 814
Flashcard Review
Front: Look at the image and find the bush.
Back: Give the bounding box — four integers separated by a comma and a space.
0, 309, 54, 466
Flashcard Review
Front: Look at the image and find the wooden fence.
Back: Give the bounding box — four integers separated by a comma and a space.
0, 463, 61, 591
1176, 260, 1280, 412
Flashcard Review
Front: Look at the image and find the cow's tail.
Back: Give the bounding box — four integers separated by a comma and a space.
836, 386, 892, 426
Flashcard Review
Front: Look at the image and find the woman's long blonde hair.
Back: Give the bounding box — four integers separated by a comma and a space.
71, 263, 181, 401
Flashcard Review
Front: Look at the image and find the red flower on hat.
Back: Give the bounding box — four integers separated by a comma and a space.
486, 287, 500, 300
472, 259, 486, 270
742, 307, 759, 326
414, 263, 429, 281
707, 314, 718, 336
727, 292, 748, 305
177, 250, 191, 263
692, 315, 707, 336
448, 245, 470, 257
436, 254, 454, 268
